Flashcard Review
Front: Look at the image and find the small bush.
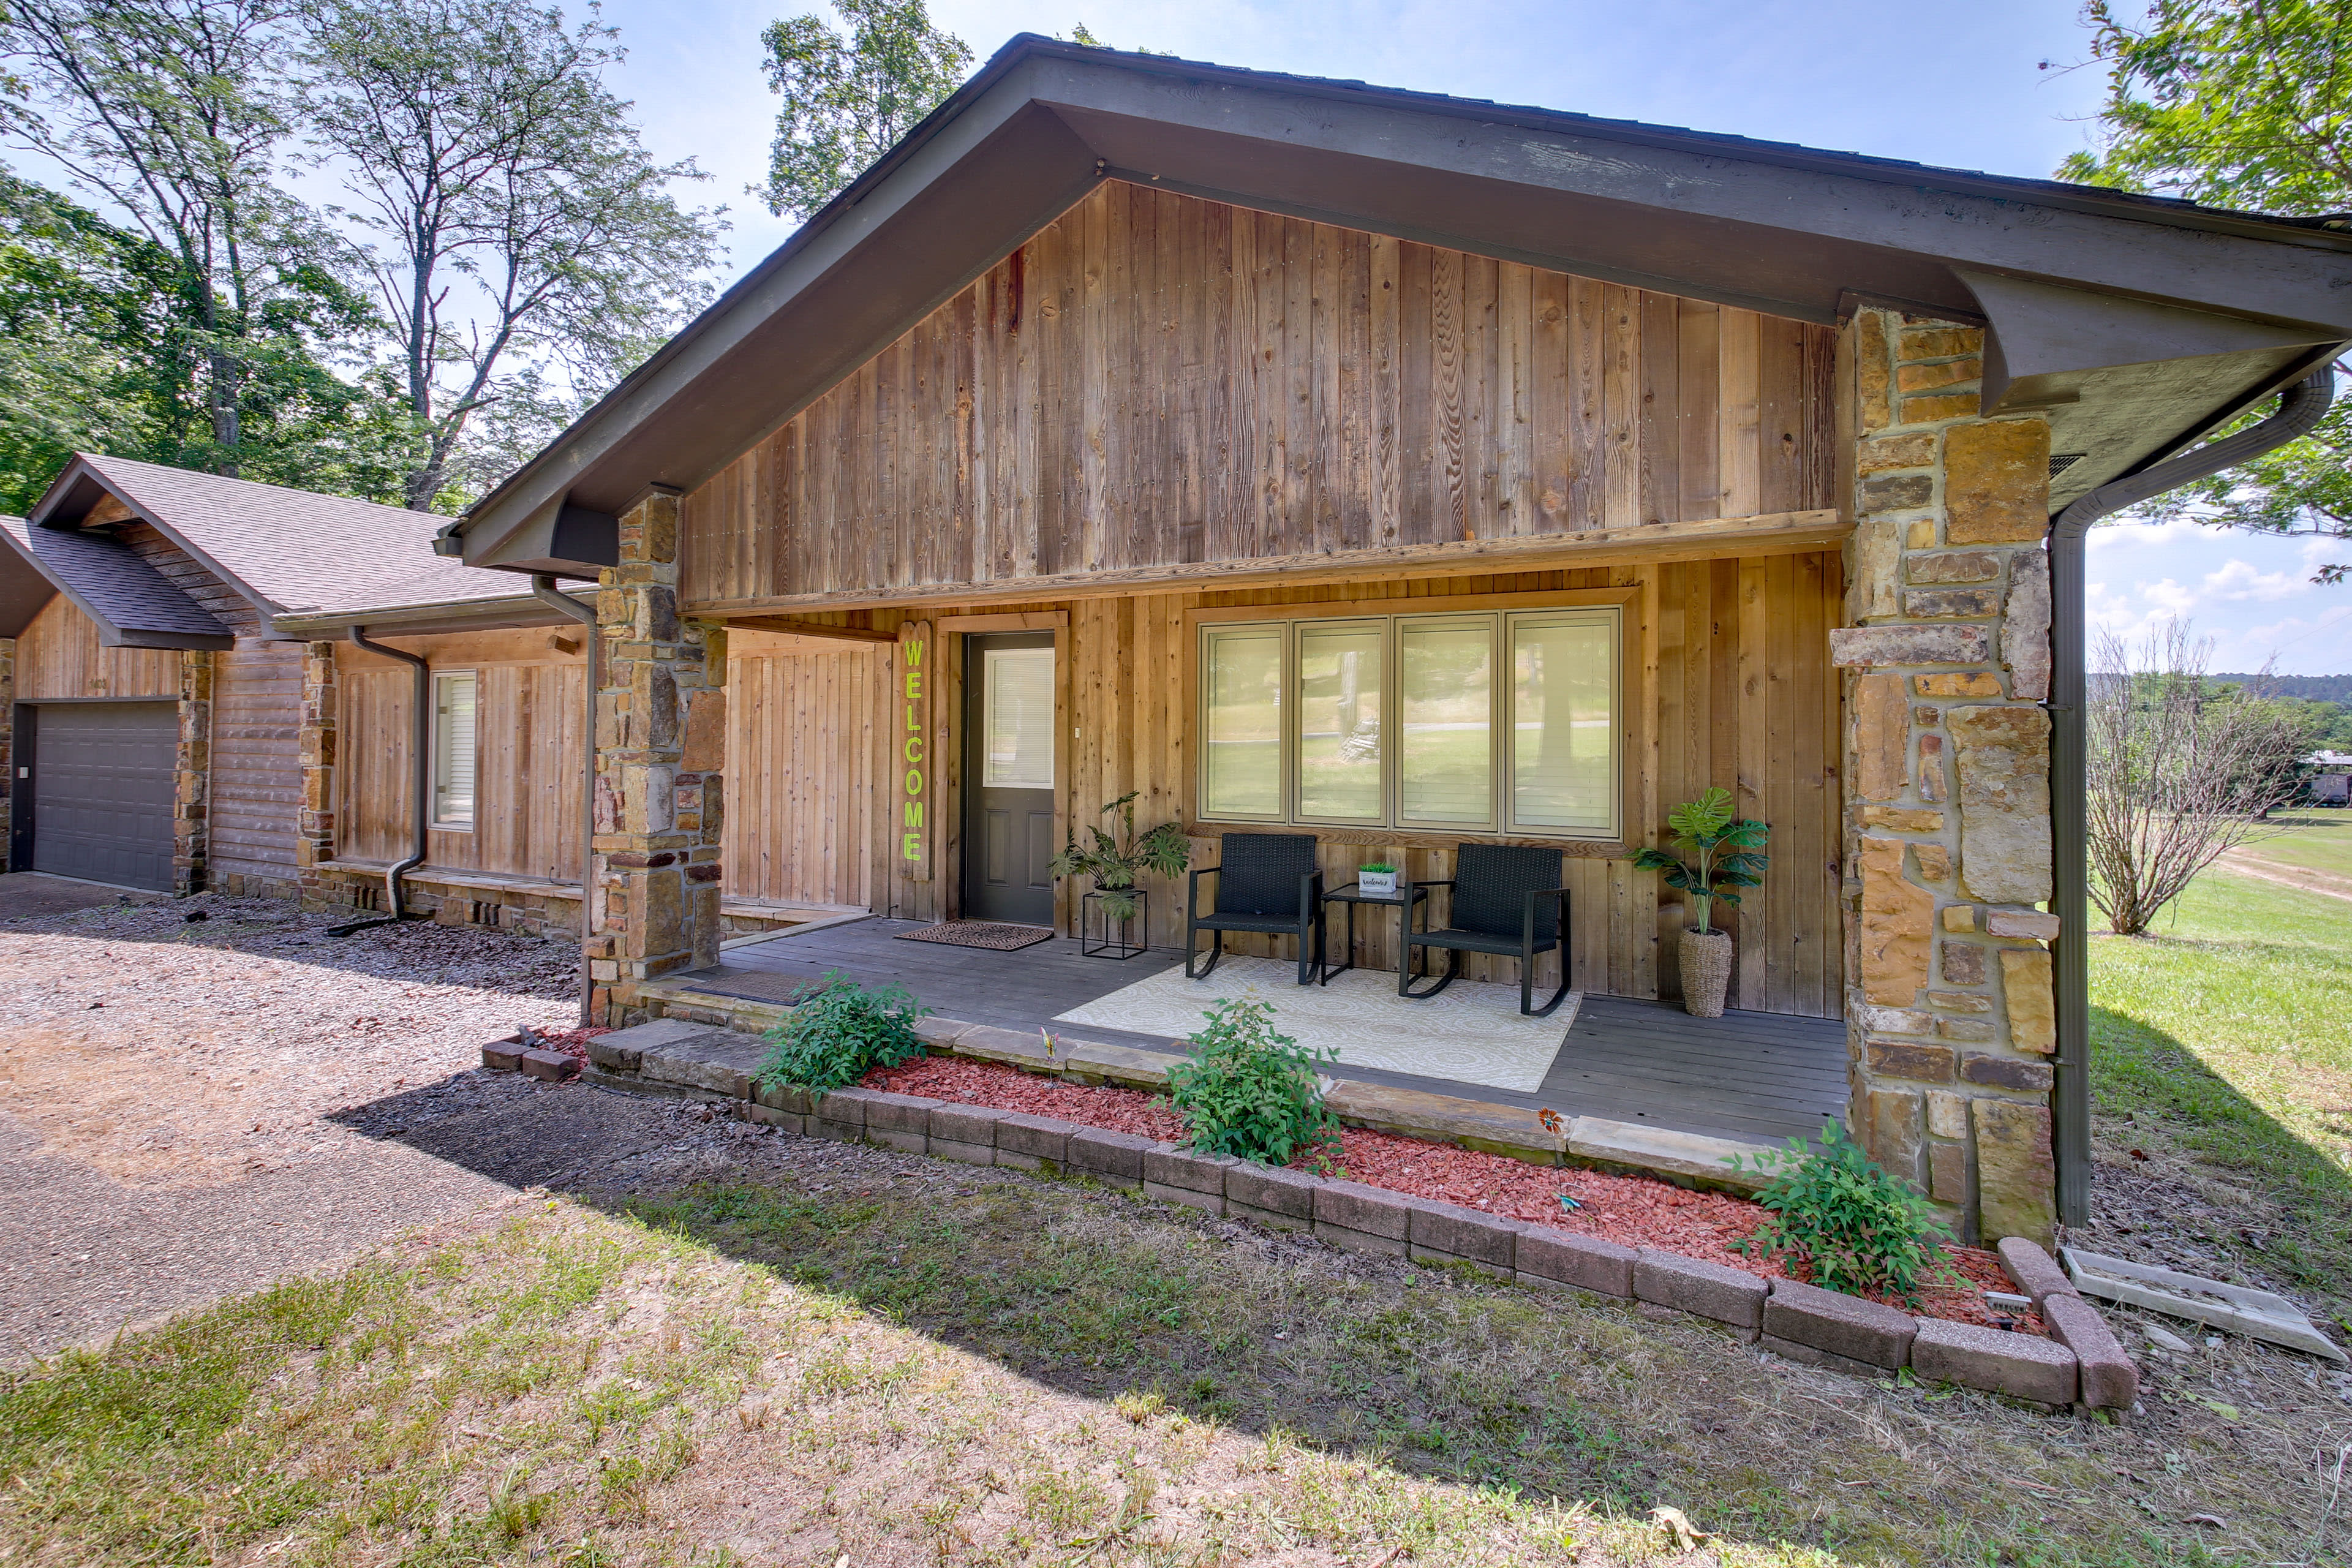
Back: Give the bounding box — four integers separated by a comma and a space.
1166, 997, 1340, 1167
1727, 1120, 1958, 1303
754, 971, 930, 1092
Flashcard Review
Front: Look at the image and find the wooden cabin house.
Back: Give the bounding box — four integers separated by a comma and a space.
9, 39, 2352, 1247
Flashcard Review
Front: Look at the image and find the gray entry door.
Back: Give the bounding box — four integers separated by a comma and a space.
30, 702, 178, 891
961, 631, 1057, 925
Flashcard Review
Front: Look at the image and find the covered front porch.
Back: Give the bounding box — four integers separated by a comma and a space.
666, 916, 1847, 1152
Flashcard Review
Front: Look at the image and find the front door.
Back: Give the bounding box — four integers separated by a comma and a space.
961, 631, 1057, 925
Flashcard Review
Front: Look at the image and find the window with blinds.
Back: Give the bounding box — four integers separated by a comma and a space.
432, 671, 477, 829
1197, 607, 1621, 840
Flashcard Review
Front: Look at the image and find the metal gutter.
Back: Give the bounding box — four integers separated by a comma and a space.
270, 592, 581, 641
341, 626, 432, 932
2046, 362, 2338, 1227
530, 574, 600, 1028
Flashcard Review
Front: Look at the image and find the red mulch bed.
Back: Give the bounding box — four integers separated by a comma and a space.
525, 1025, 610, 1064
864, 1054, 2037, 1331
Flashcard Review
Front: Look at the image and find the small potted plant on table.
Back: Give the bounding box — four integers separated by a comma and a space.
1356, 861, 1400, 898
1633, 787, 1769, 1018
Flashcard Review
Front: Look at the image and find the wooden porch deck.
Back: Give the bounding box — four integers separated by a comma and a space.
680, 918, 1849, 1148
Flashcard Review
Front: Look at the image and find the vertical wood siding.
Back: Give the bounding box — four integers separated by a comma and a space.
721, 552, 1843, 1019
337, 632, 585, 883
682, 183, 1836, 606
10, 594, 182, 699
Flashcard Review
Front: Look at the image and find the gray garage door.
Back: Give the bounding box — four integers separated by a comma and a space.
31, 703, 178, 891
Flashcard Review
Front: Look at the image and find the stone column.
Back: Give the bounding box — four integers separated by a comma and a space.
1831, 309, 2060, 1246
586, 484, 725, 1025
173, 650, 214, 895
295, 640, 338, 905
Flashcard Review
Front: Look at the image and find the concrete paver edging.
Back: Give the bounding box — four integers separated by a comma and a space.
524, 1017, 2135, 1412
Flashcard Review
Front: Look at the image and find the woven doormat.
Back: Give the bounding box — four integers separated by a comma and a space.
894, 920, 1055, 952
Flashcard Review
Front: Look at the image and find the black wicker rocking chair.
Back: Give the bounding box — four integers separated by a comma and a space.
1400, 843, 1574, 1016
1183, 832, 1325, 984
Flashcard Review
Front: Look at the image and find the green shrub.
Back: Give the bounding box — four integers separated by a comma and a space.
1166, 997, 1341, 1167
754, 971, 930, 1092
1727, 1120, 1958, 1303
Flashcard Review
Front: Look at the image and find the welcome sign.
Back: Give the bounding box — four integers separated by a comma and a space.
897, 620, 930, 881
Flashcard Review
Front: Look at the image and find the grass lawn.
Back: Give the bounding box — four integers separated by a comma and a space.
2086, 810, 2352, 1329
2222, 807, 2352, 883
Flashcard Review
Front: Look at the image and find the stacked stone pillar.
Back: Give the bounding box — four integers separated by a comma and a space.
173, 650, 214, 895
1833, 309, 2061, 1246
587, 484, 726, 1025
295, 641, 339, 902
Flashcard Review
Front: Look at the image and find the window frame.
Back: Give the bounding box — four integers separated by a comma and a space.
1192, 598, 1626, 844
430, 668, 479, 832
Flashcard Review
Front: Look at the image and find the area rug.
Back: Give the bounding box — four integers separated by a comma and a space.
893, 920, 1055, 952
1052, 956, 1580, 1094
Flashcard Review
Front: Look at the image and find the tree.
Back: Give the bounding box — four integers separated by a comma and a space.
2085, 620, 2319, 934
0, 0, 360, 477
2062, 0, 2352, 582
298, 0, 725, 509
753, 0, 970, 222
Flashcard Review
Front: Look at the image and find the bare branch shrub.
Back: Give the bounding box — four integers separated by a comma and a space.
2086, 620, 2315, 935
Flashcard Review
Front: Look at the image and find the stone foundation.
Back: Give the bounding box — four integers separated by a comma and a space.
173, 650, 213, 894
1836, 309, 2060, 1246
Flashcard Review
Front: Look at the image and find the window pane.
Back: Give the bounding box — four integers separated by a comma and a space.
1398, 618, 1493, 824
1202, 626, 1283, 817
1512, 614, 1616, 832
434, 672, 477, 827
1296, 621, 1383, 820
982, 647, 1055, 788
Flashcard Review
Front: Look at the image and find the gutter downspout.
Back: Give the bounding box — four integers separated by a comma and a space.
531, 575, 599, 1030
339, 625, 431, 929
2047, 364, 2335, 1227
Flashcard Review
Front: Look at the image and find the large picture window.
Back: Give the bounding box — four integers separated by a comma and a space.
1197, 608, 1620, 840
432, 670, 477, 830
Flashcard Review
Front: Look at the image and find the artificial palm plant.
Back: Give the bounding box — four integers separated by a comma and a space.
1632, 788, 1770, 1016
1049, 791, 1191, 921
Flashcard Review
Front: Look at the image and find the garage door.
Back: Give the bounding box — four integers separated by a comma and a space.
30, 703, 178, 891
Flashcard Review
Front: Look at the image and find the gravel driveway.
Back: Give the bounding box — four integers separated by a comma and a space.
0, 884, 729, 1365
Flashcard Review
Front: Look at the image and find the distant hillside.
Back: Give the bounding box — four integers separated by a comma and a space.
2214, 673, 2352, 703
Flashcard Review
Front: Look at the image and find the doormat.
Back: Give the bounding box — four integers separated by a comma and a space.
894, 921, 1056, 952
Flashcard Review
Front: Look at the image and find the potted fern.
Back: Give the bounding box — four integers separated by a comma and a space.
1632, 787, 1769, 1017
1049, 791, 1190, 957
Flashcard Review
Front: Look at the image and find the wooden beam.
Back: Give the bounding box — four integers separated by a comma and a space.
689, 509, 1848, 616
720, 616, 899, 643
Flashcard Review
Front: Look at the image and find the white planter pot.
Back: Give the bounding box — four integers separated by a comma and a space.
1358, 870, 1399, 898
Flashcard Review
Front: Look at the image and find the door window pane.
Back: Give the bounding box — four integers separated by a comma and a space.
982, 647, 1055, 789
1510, 612, 1617, 834
432, 671, 477, 829
1202, 625, 1284, 818
1398, 617, 1493, 826
1295, 620, 1384, 820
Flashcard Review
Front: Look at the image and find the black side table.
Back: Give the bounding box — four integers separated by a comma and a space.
1319, 882, 1430, 986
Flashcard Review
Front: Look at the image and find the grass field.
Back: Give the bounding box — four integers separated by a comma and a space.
2086, 809, 2352, 1326
2223, 807, 2352, 884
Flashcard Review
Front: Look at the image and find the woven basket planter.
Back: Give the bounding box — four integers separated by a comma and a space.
1678, 927, 1734, 1018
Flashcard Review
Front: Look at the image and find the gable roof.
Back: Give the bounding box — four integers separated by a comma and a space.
0, 514, 235, 647
29, 453, 527, 619
451, 34, 2352, 577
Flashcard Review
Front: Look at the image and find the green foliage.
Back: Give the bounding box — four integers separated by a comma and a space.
1359, 862, 1398, 875
2062, 0, 2352, 581
1630, 788, 1768, 935
1728, 1121, 1956, 1303
753, 0, 973, 221
1165, 997, 1340, 1167
755, 970, 930, 1093
1049, 790, 1191, 922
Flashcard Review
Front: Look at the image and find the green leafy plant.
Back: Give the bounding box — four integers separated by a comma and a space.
1359, 862, 1398, 875
754, 970, 930, 1092
1166, 997, 1341, 1167
1632, 787, 1770, 933
1727, 1120, 1958, 1303
1049, 791, 1191, 922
